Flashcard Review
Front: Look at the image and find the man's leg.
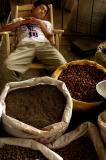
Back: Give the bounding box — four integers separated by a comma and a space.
4, 42, 36, 82
5, 42, 36, 73
35, 42, 67, 70
2, 64, 22, 82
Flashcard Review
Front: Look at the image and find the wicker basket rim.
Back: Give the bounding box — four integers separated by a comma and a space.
52, 60, 106, 110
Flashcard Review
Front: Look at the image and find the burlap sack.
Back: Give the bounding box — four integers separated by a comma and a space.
95, 41, 106, 68
66, 0, 106, 35
0, 101, 3, 119
0, 76, 73, 144
0, 137, 63, 160
98, 110, 106, 145
47, 122, 106, 160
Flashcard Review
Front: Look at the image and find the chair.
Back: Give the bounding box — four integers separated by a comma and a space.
0, 4, 64, 69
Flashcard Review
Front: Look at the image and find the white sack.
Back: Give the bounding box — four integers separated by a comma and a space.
98, 110, 106, 144
0, 137, 63, 160
48, 122, 106, 160
0, 76, 73, 144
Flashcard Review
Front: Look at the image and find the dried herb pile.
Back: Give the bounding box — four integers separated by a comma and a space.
6, 85, 66, 129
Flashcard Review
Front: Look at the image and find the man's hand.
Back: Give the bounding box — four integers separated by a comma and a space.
22, 17, 43, 26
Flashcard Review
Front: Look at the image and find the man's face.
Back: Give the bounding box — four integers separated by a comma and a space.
32, 4, 48, 19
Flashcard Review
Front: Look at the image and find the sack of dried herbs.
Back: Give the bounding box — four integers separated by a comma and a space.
0, 101, 3, 121
47, 122, 106, 160
0, 137, 63, 160
98, 110, 106, 145
0, 76, 73, 144
95, 41, 106, 68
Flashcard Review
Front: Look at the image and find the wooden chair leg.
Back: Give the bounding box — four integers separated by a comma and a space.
30, 63, 45, 69
5, 33, 10, 55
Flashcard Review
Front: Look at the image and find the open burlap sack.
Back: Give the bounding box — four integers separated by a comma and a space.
0, 101, 3, 120
95, 41, 106, 68
47, 122, 106, 160
98, 110, 106, 145
0, 137, 63, 160
0, 77, 73, 144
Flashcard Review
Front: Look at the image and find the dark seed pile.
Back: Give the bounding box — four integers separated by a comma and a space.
0, 144, 47, 160
58, 64, 106, 102
102, 49, 106, 53
0, 124, 10, 137
55, 136, 99, 160
5, 85, 66, 129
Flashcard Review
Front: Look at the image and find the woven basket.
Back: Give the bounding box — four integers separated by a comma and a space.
52, 60, 106, 110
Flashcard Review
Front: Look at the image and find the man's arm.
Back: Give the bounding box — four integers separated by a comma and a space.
2, 18, 53, 42
40, 21, 53, 42
2, 19, 32, 31
2, 21, 22, 31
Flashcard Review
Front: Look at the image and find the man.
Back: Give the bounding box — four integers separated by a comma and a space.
3, 0, 66, 81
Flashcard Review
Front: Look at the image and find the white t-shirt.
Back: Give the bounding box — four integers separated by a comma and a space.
12, 17, 52, 43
